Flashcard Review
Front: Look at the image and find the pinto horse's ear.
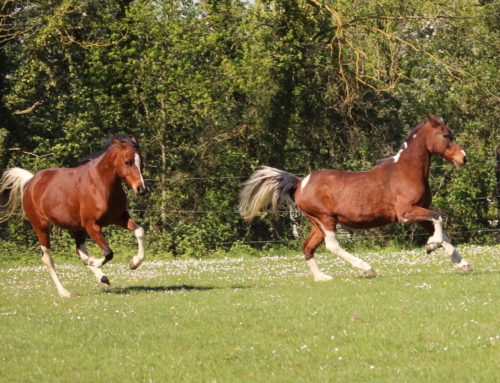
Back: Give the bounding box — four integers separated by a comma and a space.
427, 114, 444, 127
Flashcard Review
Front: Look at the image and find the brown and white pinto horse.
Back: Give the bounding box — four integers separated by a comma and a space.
240, 115, 472, 281
0, 135, 146, 297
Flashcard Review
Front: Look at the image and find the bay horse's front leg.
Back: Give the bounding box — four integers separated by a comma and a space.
418, 222, 473, 272
73, 231, 110, 285
116, 212, 145, 270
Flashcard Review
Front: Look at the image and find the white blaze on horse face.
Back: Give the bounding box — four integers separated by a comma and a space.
134, 153, 145, 187
461, 150, 467, 157
301, 174, 311, 190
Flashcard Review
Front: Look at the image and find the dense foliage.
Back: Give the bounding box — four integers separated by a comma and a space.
0, 0, 498, 257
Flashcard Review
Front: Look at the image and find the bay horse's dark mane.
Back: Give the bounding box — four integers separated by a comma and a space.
79, 134, 139, 165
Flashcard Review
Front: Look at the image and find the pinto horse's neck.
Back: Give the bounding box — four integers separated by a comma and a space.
391, 126, 431, 181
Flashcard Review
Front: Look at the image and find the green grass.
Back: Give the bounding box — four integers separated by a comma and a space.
0, 244, 499, 382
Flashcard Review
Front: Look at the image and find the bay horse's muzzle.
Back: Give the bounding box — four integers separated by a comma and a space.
135, 185, 147, 196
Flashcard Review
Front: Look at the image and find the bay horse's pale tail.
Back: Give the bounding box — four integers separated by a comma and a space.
239, 166, 299, 221
0, 167, 34, 223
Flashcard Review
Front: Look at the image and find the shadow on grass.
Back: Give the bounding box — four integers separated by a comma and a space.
101, 284, 248, 295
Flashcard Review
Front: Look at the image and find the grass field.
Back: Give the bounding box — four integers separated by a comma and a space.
0, 244, 499, 382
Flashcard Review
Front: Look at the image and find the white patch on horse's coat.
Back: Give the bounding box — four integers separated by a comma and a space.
78, 244, 105, 282
461, 150, 467, 157
413, 134, 417, 138
301, 174, 311, 190
307, 259, 332, 282
403, 142, 408, 149
135, 153, 145, 187
427, 216, 444, 245
318, 224, 373, 272
130, 225, 145, 269
40, 246, 71, 297
392, 148, 404, 163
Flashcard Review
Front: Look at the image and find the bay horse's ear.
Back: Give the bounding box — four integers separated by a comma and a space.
112, 137, 127, 149
427, 114, 444, 127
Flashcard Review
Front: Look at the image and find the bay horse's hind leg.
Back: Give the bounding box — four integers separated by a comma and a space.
303, 224, 332, 282
82, 222, 114, 268
316, 217, 376, 276
116, 212, 145, 270
418, 222, 472, 271
73, 231, 110, 285
34, 226, 71, 298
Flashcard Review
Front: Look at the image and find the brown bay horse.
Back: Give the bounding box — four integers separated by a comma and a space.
0, 135, 146, 297
240, 115, 472, 281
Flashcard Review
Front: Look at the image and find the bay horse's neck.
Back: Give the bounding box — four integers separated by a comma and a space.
92, 148, 123, 197
393, 129, 431, 181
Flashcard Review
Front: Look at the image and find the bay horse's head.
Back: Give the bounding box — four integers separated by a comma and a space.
424, 114, 467, 168
111, 135, 147, 196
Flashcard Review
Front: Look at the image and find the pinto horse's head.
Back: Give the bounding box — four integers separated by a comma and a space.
425, 114, 467, 168
112, 135, 146, 196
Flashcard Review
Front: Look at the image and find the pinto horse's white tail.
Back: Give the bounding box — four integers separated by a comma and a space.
0, 167, 34, 223
239, 166, 299, 221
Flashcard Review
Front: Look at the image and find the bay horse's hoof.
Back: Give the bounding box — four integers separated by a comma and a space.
313, 273, 333, 282
425, 242, 440, 254
100, 275, 111, 285
362, 268, 377, 276
454, 263, 473, 272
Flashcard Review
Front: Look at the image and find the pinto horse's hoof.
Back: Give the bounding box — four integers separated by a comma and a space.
58, 289, 72, 298
425, 242, 440, 254
100, 275, 111, 286
312, 273, 333, 282
129, 257, 142, 270
454, 263, 473, 272
362, 268, 377, 277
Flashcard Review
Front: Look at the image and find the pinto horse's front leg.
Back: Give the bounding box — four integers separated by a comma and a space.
418, 222, 473, 272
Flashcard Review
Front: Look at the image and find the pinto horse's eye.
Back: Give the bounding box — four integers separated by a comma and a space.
125, 160, 132, 166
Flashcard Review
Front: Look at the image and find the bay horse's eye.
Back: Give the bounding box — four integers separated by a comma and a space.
443, 133, 453, 141
125, 160, 132, 166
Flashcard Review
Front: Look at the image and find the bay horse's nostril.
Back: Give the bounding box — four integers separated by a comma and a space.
137, 186, 147, 196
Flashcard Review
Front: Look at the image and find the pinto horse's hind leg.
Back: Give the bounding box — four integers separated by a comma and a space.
116, 213, 145, 270
418, 222, 472, 271
73, 231, 110, 285
33, 226, 71, 298
316, 217, 375, 276
303, 225, 332, 282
